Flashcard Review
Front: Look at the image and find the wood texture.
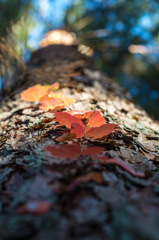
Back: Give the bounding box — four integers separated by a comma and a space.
0, 44, 159, 240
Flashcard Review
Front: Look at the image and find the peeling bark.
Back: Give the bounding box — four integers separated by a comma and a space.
0, 44, 159, 240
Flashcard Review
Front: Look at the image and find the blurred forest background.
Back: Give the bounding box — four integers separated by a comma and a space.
0, 0, 159, 119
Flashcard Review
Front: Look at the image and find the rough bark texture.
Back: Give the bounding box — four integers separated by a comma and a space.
0, 44, 159, 240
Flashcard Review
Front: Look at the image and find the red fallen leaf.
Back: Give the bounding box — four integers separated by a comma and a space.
71, 114, 83, 119
54, 112, 84, 129
68, 110, 94, 119
44, 144, 81, 159
93, 155, 145, 177
70, 123, 85, 138
84, 126, 94, 133
82, 146, 105, 156
44, 143, 105, 160
82, 111, 94, 119
67, 110, 85, 119
85, 123, 119, 139
86, 111, 105, 127
92, 155, 109, 161
56, 133, 76, 142
17, 201, 51, 215
20, 84, 49, 102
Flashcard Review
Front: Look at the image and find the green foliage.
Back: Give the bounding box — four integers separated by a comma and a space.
0, 0, 30, 37
64, 0, 159, 119
0, 0, 34, 99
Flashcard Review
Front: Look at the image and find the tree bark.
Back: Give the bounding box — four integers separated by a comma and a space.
0, 44, 159, 240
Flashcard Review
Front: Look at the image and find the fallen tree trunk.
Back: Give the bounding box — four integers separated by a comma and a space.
0, 44, 159, 240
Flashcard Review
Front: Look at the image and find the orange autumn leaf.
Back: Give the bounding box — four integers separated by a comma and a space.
86, 111, 105, 127
61, 96, 74, 106
85, 123, 119, 139
47, 82, 60, 92
20, 84, 49, 102
40, 97, 65, 112
21, 82, 73, 112
70, 123, 85, 138
46, 92, 62, 99
48, 92, 74, 105
40, 92, 74, 112
54, 112, 85, 129
82, 111, 94, 119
